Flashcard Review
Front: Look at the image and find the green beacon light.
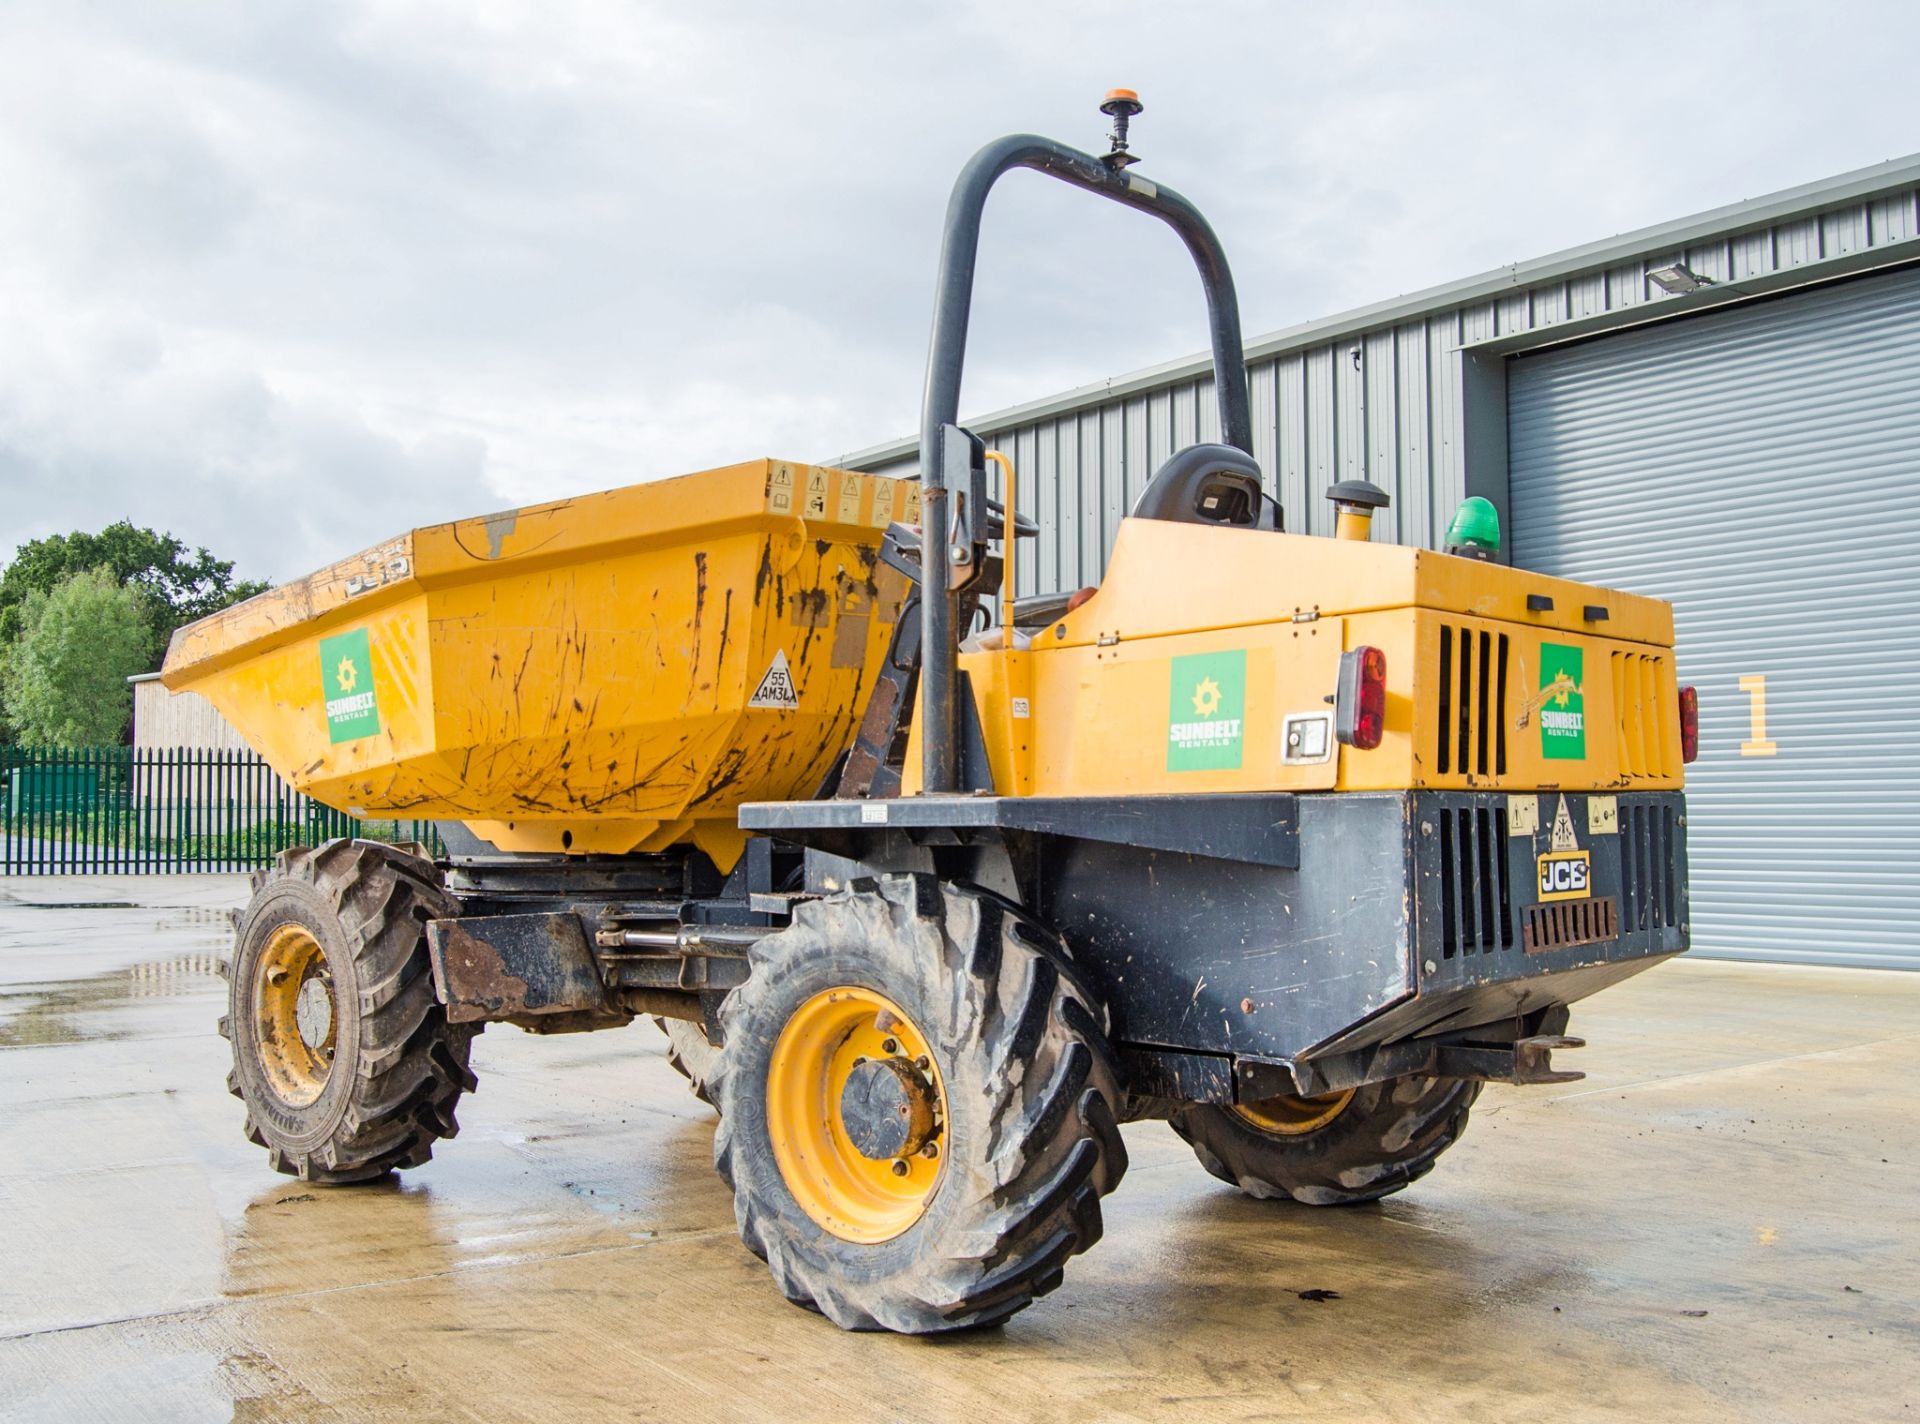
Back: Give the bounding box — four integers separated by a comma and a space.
1445, 496, 1501, 561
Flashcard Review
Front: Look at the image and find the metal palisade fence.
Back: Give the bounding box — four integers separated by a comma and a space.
0, 745, 444, 875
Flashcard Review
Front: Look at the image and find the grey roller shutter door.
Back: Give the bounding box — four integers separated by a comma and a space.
1509, 265, 1920, 970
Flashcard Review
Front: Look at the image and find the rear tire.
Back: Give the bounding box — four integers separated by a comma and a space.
221, 840, 477, 1184
654, 1015, 719, 1106
1170, 1075, 1479, 1205
711, 874, 1127, 1333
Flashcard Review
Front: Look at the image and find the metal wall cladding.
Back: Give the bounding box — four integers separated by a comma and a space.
861, 333, 1472, 599
1509, 265, 1920, 971
854, 184, 1920, 603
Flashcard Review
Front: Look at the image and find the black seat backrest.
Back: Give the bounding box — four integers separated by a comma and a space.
1131, 444, 1274, 530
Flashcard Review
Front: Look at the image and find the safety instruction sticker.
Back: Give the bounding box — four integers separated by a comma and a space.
767, 462, 795, 514
749, 649, 800, 710
1549, 794, 1579, 852
837, 473, 865, 523
320, 628, 380, 744
1168, 650, 1245, 771
1538, 643, 1587, 760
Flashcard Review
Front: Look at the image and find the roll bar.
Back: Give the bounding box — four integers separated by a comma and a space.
917, 128, 1254, 793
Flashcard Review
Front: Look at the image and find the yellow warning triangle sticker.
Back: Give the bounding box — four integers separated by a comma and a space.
1550, 794, 1579, 852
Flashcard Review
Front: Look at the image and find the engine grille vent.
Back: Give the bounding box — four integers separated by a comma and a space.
1621, 801, 1678, 934
1524, 896, 1619, 955
1437, 804, 1514, 958
1611, 650, 1673, 781
1436, 625, 1510, 778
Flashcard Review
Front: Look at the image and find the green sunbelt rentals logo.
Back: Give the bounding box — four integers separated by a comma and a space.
1168, 650, 1245, 771
320, 628, 381, 744
1538, 643, 1586, 760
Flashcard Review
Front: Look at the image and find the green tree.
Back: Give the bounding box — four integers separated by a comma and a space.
0, 521, 269, 668
0, 569, 151, 747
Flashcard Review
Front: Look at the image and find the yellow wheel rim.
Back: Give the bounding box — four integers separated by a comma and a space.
766, 987, 948, 1244
1233, 1088, 1355, 1136
255, 924, 337, 1108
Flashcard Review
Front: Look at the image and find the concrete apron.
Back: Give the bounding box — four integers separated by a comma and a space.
0, 874, 1912, 1423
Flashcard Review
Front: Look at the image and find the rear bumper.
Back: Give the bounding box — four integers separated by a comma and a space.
747, 785, 1687, 1097
1114, 789, 1687, 1105
1382, 790, 1681, 1036
1050, 788, 1686, 1093
1417, 790, 1687, 980
1333, 788, 1689, 1052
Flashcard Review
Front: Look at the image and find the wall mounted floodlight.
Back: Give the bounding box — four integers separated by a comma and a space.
1648, 263, 1711, 294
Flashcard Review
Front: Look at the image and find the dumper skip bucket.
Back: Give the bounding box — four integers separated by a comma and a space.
162, 459, 919, 871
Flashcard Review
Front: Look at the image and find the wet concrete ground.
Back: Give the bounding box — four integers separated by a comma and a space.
0, 875, 1913, 1423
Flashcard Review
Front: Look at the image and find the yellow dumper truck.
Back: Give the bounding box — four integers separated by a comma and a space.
167, 97, 1695, 1333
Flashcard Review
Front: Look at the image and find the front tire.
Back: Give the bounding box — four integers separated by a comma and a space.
1170, 1075, 1479, 1205
221, 840, 477, 1184
711, 874, 1127, 1333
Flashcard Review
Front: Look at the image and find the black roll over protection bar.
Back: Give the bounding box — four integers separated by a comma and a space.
915, 97, 1257, 794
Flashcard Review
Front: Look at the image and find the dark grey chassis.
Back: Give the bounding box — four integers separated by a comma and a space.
423, 789, 1686, 1112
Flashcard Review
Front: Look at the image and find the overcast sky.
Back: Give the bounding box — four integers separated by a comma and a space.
2, 1, 1915, 583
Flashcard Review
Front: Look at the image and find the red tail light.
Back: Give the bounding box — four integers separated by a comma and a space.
1335, 646, 1387, 750
1679, 685, 1698, 764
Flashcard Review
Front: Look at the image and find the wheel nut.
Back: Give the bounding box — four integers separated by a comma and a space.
915, 1055, 930, 1071
882, 1038, 899, 1054
920, 1141, 940, 1159
891, 1159, 910, 1176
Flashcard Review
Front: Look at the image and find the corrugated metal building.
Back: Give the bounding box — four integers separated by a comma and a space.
840, 153, 1920, 971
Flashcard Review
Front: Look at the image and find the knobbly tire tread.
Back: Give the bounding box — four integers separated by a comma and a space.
710, 873, 1127, 1334
654, 1016, 720, 1107
224, 839, 477, 1185
1169, 1075, 1480, 1205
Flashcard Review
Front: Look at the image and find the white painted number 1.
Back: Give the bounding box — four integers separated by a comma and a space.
1739, 674, 1777, 757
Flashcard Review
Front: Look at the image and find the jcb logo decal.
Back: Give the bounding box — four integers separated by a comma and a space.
1536, 850, 1591, 903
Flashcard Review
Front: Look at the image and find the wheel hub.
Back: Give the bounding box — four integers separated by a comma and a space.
839, 1056, 937, 1161
255, 924, 336, 1108
295, 976, 334, 1050
765, 987, 949, 1244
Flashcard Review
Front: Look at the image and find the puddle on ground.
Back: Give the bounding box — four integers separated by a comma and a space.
222, 1177, 466, 1301
11, 900, 140, 910
0, 953, 225, 1047
3, 902, 233, 922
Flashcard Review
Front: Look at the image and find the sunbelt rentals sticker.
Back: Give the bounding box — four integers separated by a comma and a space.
320, 628, 381, 744
1537, 643, 1586, 760
1168, 650, 1245, 771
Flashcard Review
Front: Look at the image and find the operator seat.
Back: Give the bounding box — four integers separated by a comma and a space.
1131, 443, 1276, 530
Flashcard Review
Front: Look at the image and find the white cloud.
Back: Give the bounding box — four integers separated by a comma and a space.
1, 0, 1913, 581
